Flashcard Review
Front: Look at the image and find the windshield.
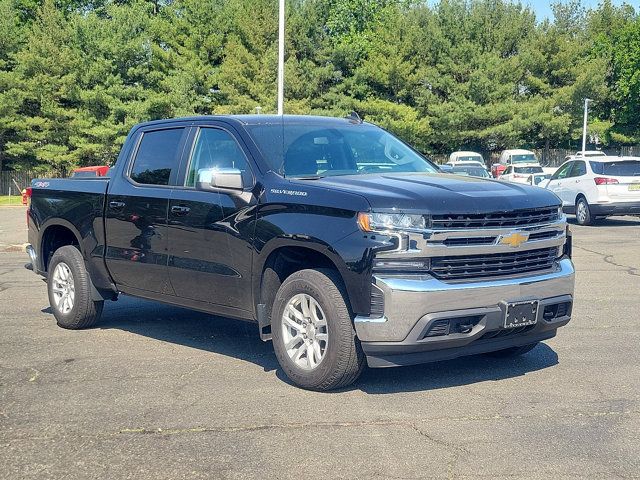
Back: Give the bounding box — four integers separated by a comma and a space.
456, 155, 483, 162
590, 160, 640, 176
452, 166, 490, 177
511, 154, 537, 163
515, 166, 543, 174
247, 123, 438, 178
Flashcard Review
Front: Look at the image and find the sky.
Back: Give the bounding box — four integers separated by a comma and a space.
526, 0, 640, 20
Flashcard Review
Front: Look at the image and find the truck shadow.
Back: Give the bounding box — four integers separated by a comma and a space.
95, 296, 559, 394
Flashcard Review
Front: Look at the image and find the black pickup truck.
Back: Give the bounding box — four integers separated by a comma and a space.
26, 115, 575, 390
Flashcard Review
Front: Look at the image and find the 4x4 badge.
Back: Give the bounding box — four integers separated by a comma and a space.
497, 231, 530, 248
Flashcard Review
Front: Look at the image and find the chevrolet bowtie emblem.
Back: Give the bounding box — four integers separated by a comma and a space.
498, 231, 530, 248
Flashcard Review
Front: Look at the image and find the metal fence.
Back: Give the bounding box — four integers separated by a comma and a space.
0, 170, 62, 196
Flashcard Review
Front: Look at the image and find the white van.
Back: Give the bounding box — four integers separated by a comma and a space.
492, 149, 540, 177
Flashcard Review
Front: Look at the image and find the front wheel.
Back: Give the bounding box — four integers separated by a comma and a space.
47, 245, 103, 329
271, 269, 365, 391
575, 197, 594, 225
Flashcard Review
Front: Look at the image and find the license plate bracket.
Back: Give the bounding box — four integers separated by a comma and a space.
504, 301, 539, 329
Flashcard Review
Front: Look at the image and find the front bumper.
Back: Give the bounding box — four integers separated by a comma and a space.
589, 201, 640, 216
354, 258, 575, 367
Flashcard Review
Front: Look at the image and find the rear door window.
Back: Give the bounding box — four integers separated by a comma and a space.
130, 128, 185, 186
590, 161, 640, 176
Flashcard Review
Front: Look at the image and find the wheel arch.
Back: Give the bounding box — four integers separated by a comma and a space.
39, 220, 83, 272
255, 241, 352, 328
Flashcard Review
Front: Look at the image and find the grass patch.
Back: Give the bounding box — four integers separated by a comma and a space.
0, 195, 25, 206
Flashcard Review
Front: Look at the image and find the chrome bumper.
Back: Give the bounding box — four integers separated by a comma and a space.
354, 258, 575, 343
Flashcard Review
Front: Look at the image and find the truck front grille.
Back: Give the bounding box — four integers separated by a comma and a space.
430, 207, 559, 229
430, 247, 558, 280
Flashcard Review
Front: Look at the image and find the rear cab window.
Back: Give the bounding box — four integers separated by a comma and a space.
129, 128, 186, 186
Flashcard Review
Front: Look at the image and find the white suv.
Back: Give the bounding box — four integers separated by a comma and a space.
544, 156, 640, 225
499, 164, 545, 184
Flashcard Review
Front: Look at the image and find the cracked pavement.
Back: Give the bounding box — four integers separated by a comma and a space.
0, 207, 639, 479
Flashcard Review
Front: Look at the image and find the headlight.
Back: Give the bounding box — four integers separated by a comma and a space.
357, 212, 427, 232
557, 205, 564, 219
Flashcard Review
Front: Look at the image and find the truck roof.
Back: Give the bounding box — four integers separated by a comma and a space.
503, 148, 535, 155
134, 114, 366, 129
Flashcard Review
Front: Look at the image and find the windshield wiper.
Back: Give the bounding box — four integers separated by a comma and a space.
291, 175, 325, 180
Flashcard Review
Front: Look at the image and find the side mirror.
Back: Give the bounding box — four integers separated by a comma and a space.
196, 168, 244, 191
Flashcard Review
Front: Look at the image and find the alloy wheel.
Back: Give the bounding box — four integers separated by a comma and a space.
281, 293, 329, 370
51, 262, 75, 314
577, 201, 587, 224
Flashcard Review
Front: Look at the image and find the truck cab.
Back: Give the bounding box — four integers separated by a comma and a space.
26, 115, 575, 390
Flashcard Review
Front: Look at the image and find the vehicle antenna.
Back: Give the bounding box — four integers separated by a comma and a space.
346, 111, 363, 124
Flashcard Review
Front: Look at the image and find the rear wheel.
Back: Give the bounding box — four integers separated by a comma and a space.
575, 197, 594, 225
271, 269, 365, 391
485, 342, 538, 358
47, 246, 103, 329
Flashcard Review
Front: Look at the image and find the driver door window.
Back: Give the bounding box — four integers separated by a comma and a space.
552, 162, 573, 180
186, 128, 253, 188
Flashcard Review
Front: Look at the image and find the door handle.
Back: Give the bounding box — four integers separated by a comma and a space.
171, 205, 191, 216
109, 201, 125, 209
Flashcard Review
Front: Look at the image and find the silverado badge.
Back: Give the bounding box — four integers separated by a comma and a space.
498, 231, 530, 248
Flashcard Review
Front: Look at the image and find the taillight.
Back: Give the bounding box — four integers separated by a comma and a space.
594, 177, 619, 185
24, 187, 32, 227
24, 187, 32, 206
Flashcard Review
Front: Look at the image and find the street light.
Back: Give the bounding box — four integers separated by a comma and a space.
582, 98, 592, 153
277, 0, 285, 115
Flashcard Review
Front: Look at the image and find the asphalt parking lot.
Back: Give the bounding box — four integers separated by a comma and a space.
0, 206, 639, 479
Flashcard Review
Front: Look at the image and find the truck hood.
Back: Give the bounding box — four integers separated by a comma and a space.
297, 173, 560, 214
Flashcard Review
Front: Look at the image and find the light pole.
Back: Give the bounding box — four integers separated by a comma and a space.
277, 0, 285, 115
582, 98, 592, 153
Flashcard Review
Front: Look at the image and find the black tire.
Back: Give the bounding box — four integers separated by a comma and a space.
271, 269, 365, 391
484, 342, 538, 358
47, 245, 103, 329
575, 196, 594, 225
